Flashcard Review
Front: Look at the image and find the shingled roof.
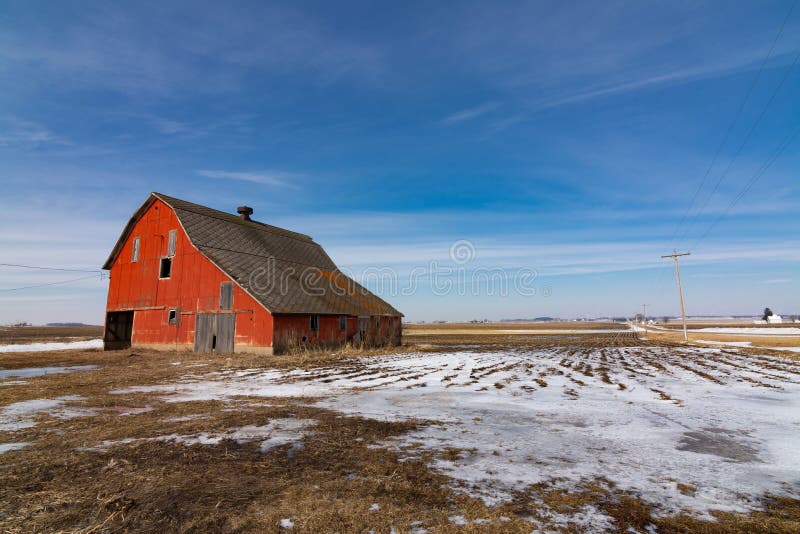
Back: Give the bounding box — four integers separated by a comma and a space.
103, 193, 402, 317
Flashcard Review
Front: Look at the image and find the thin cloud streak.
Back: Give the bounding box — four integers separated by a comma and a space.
441, 102, 498, 124
528, 47, 796, 111
195, 170, 298, 186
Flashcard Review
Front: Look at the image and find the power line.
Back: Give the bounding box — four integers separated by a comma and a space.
677, 46, 800, 245
689, 123, 800, 251
668, 0, 797, 248
0, 274, 102, 292
670, 0, 798, 249
0, 263, 101, 273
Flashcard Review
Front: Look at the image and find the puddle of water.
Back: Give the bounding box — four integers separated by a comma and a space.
677, 428, 759, 462
0, 365, 97, 379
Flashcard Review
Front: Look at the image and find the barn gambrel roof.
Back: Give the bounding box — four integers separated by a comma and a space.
103, 193, 402, 317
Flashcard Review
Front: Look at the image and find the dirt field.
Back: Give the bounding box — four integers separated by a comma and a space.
1, 326, 799, 532
0, 325, 103, 345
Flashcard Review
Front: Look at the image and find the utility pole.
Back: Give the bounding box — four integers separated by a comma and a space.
661, 250, 690, 342
641, 304, 648, 336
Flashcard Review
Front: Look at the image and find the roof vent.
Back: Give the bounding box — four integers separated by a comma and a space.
237, 206, 253, 221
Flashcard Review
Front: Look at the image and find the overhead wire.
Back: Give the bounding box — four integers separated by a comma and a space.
0, 263, 102, 273
667, 0, 798, 249
677, 47, 800, 245
688, 123, 800, 251
652, 1, 799, 317
0, 274, 102, 292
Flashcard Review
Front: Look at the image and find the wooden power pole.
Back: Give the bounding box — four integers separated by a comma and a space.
641, 304, 648, 336
661, 250, 690, 342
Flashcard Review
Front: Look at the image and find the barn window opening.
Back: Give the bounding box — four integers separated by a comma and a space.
375, 316, 380, 328
167, 229, 177, 257
159, 257, 172, 279
339, 315, 346, 331
211, 335, 217, 350
220, 282, 233, 310
168, 308, 178, 325
310, 314, 319, 332
131, 237, 140, 263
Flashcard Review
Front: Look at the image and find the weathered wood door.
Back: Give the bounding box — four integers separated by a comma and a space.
216, 314, 235, 352
104, 311, 134, 350
194, 313, 235, 353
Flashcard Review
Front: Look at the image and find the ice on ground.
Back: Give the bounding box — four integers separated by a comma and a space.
695, 340, 800, 353
0, 365, 97, 379
0, 442, 30, 453
369, 503, 380, 511
532, 504, 617, 532
0, 395, 95, 431
448, 515, 467, 525
110, 406, 154, 416
119, 346, 800, 519
280, 518, 294, 529
0, 380, 27, 386
0, 339, 103, 353
696, 340, 753, 348
89, 418, 316, 453
162, 414, 207, 423
693, 327, 800, 335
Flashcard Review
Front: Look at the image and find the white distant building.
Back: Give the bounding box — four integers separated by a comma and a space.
767, 314, 783, 324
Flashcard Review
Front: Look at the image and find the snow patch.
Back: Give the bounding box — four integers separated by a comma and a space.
694, 327, 800, 335
87, 418, 315, 453
0, 365, 97, 379
0, 339, 103, 353
0, 442, 30, 453
119, 347, 800, 520
0, 395, 95, 431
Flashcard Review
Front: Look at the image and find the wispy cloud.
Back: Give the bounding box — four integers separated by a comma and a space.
195, 169, 298, 186
0, 4, 385, 96
441, 102, 498, 124
762, 278, 791, 285
0, 118, 65, 147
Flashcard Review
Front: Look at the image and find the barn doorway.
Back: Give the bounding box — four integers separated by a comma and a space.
194, 313, 235, 353
104, 311, 134, 350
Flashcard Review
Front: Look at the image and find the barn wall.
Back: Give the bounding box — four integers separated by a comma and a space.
105, 199, 273, 352
272, 314, 401, 353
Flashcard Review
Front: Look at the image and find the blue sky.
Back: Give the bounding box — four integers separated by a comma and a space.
0, 0, 798, 324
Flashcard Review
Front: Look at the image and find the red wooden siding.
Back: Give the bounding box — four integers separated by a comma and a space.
105, 199, 273, 351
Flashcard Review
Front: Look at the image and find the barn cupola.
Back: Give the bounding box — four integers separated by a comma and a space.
237, 206, 254, 221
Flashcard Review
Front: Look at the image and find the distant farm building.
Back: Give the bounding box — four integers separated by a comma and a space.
102, 193, 402, 354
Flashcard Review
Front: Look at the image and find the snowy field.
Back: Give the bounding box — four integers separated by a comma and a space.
0, 339, 103, 353
691, 327, 800, 335
121, 344, 800, 522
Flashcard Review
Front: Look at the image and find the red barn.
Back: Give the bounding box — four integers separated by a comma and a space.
102, 193, 402, 354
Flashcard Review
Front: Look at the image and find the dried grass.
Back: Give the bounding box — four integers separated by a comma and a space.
1, 327, 799, 532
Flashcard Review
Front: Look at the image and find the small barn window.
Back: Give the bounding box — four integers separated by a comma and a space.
310, 314, 319, 332
159, 257, 172, 279
375, 316, 380, 329
168, 308, 178, 325
167, 229, 177, 257
339, 316, 346, 331
220, 282, 233, 310
131, 237, 140, 263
